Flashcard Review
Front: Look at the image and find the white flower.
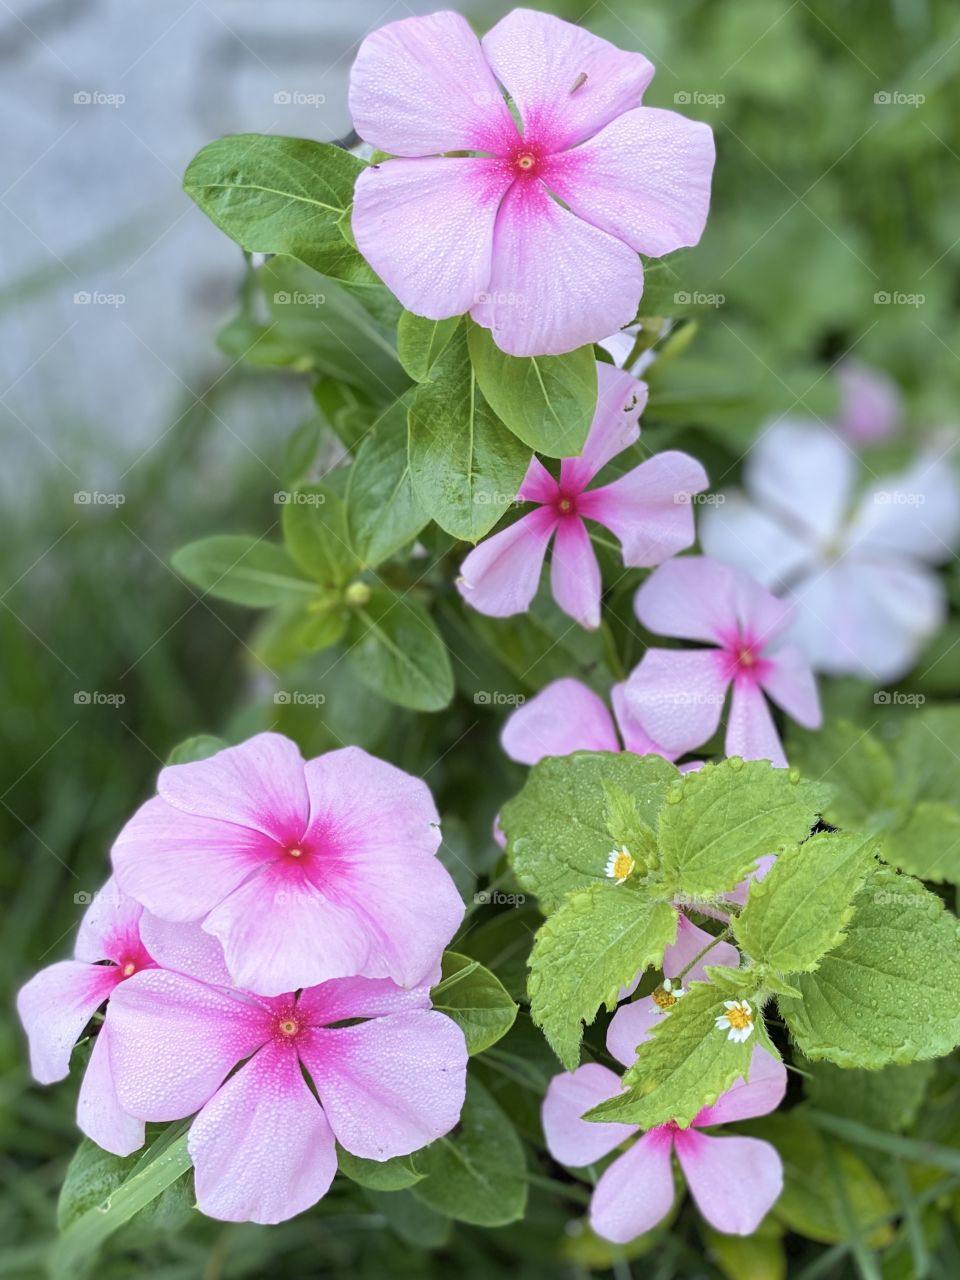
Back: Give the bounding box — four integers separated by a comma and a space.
701, 420, 960, 681
605, 846, 635, 884
652, 977, 685, 1010
715, 999, 754, 1043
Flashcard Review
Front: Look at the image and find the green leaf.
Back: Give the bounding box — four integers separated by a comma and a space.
883, 801, 960, 884
805, 1060, 935, 1133
366, 1188, 451, 1246
466, 321, 598, 457
298, 599, 348, 650
166, 734, 225, 765
779, 869, 960, 1067
183, 134, 375, 283
408, 329, 531, 542
734, 831, 878, 973
281, 483, 357, 587
172, 535, 315, 607
411, 1077, 527, 1226
346, 586, 453, 711
528, 883, 678, 1069
500, 752, 679, 913
657, 759, 832, 901
701, 1220, 786, 1280
345, 395, 429, 567
337, 1146, 424, 1190
397, 311, 461, 382
585, 981, 757, 1129
52, 1132, 192, 1280
431, 951, 518, 1056
787, 719, 897, 830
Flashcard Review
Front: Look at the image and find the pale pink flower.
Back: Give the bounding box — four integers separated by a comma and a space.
543, 981, 786, 1242
457, 365, 708, 628
835, 359, 902, 445
350, 9, 715, 356
624, 557, 821, 767
108, 968, 467, 1224
111, 734, 464, 997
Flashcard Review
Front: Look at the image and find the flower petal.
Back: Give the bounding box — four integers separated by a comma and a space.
545, 107, 715, 257
349, 10, 518, 156
482, 8, 654, 151
559, 364, 647, 492
726, 680, 786, 767
699, 492, 813, 592
517, 455, 560, 505
610, 681, 676, 757
108, 970, 270, 1121
622, 649, 728, 757
189, 1041, 337, 1225
580, 451, 707, 567
674, 1130, 782, 1235
17, 961, 119, 1084
542, 1063, 637, 1165
296, 975, 434, 1028
746, 421, 855, 545
666, 915, 740, 982
849, 452, 960, 564
591, 1129, 676, 1243
606, 999, 663, 1067
693, 1047, 787, 1126
137, 914, 233, 987
634, 556, 739, 643
458, 507, 558, 617
301, 1010, 467, 1160
501, 677, 619, 764
74, 878, 144, 966
352, 158, 512, 320
760, 645, 821, 730
550, 516, 602, 628
836, 360, 902, 445
734, 572, 795, 649
470, 178, 643, 357
77, 1024, 144, 1157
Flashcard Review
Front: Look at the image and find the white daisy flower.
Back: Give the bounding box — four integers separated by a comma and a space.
715, 999, 754, 1043
605, 846, 635, 884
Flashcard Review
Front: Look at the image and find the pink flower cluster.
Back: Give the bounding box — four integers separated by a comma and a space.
17, 735, 469, 1224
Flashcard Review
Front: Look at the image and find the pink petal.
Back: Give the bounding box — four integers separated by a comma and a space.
610, 681, 675, 757
726, 679, 786, 767
470, 178, 643, 357
591, 1129, 676, 1244
112, 795, 274, 924
746, 421, 854, 546
760, 645, 821, 730
606, 998, 663, 1067
559, 364, 647, 492
544, 107, 715, 257
674, 1130, 783, 1235
17, 961, 119, 1084
482, 9, 654, 151
634, 556, 739, 643
189, 1041, 337, 1225
108, 970, 270, 1121
501, 677, 619, 765
734, 572, 794, 649
836, 359, 902, 445
138, 914, 234, 987
666, 915, 740, 982
352, 158, 512, 320
517, 455, 560, 505
458, 507, 558, 617
77, 1024, 144, 1157
542, 1063, 637, 1165
349, 10, 518, 156
700, 492, 812, 592
725, 853, 777, 908
694, 1047, 787, 1127
550, 516, 602, 628
296, 975, 434, 1027
622, 649, 728, 757
580, 451, 708, 567
301, 1010, 467, 1160
156, 733, 308, 845
74, 878, 144, 966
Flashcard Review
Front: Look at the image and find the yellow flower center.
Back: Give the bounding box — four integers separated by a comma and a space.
516, 152, 537, 172
652, 985, 678, 1010
727, 1005, 752, 1031
610, 850, 635, 882
287, 846, 303, 858
121, 962, 136, 978
279, 1019, 299, 1037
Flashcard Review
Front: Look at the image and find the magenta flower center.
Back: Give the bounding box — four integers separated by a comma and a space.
719, 632, 770, 683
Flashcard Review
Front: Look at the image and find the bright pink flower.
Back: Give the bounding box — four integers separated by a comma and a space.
543, 990, 786, 1242
108, 968, 468, 1224
111, 733, 464, 998
349, 9, 715, 357
625, 558, 821, 767
457, 365, 708, 628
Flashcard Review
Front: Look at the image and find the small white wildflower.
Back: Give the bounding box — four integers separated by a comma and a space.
605, 846, 635, 884
715, 999, 754, 1043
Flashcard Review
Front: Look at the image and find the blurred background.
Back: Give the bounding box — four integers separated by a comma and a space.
3, 0, 960, 1275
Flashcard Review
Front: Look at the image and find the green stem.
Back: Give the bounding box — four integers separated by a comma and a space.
674, 928, 732, 983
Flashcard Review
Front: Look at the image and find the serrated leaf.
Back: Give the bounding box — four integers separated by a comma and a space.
346, 585, 453, 711
431, 951, 517, 1055
171, 536, 315, 607
345, 395, 429, 567
466, 321, 597, 457
734, 831, 878, 973
500, 752, 679, 913
657, 759, 832, 901
529, 884, 677, 1069
779, 869, 960, 1067
397, 311, 461, 382
281, 483, 357, 587
586, 981, 757, 1129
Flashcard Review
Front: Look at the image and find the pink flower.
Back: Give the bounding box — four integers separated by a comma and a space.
111, 733, 464, 997
542, 980, 786, 1242
835, 359, 902, 446
624, 557, 821, 767
457, 365, 708, 628
349, 9, 715, 357
108, 968, 468, 1224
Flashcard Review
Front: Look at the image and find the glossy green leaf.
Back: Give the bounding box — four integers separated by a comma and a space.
431, 951, 518, 1055
397, 311, 461, 382
346, 586, 453, 711
281, 483, 357, 587
171, 536, 315, 607
346, 395, 429, 567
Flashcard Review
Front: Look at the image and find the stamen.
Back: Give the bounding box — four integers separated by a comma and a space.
287, 847, 303, 858
121, 961, 136, 978
516, 152, 537, 172
279, 1019, 299, 1037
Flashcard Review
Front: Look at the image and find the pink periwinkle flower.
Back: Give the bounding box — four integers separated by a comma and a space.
543, 983, 786, 1242
457, 365, 708, 628
108, 967, 468, 1224
835, 359, 902, 446
624, 557, 822, 767
111, 733, 464, 997
349, 9, 715, 357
